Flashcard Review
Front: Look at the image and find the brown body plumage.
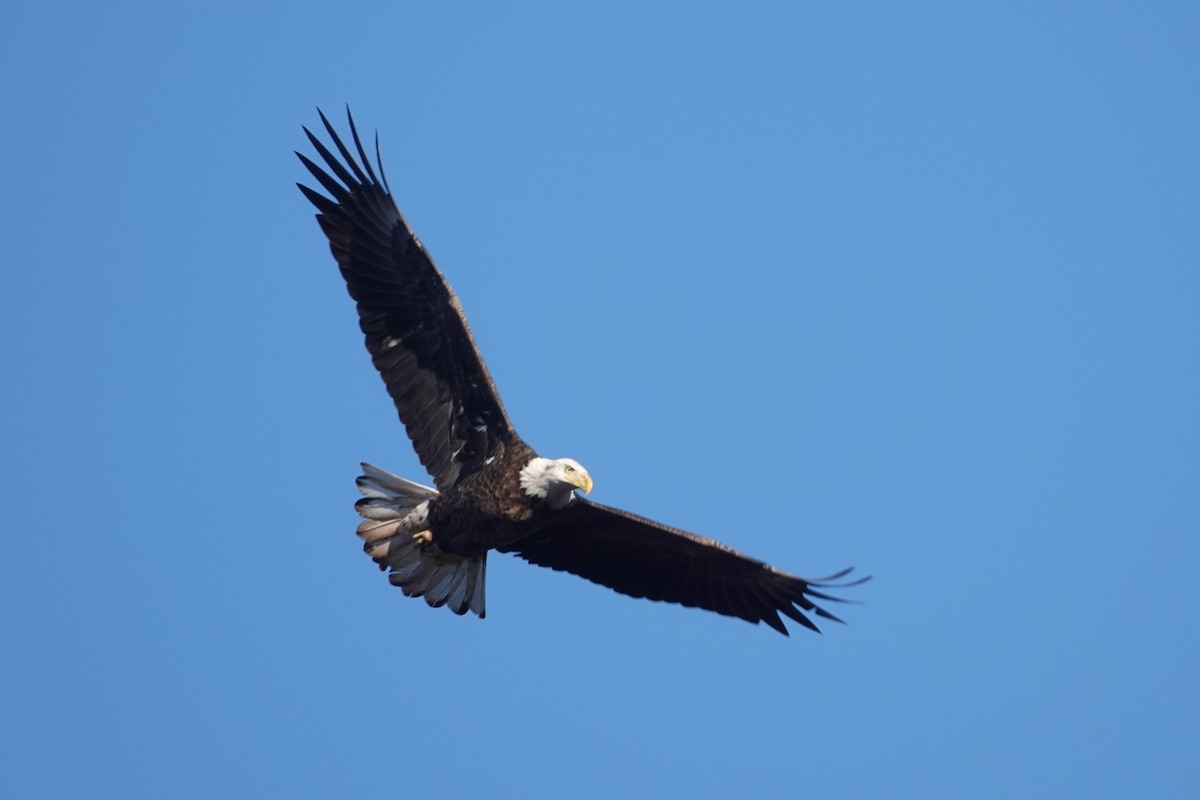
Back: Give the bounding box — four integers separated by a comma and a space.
424, 439, 543, 555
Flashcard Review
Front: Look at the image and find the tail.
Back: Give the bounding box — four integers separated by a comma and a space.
354, 463, 487, 618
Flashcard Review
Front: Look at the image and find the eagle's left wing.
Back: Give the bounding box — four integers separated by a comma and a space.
297, 109, 516, 489
500, 499, 867, 635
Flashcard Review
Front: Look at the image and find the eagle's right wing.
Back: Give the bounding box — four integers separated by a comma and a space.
501, 499, 868, 635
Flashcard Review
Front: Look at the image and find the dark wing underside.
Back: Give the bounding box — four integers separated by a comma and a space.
501, 500, 868, 635
297, 109, 514, 488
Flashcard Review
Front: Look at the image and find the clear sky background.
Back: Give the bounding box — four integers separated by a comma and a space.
3, 2, 1198, 797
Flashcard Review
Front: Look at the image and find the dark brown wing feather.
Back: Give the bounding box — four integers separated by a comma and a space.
297, 109, 515, 488
501, 499, 868, 635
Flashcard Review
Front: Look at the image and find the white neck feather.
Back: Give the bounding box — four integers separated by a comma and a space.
519, 457, 577, 510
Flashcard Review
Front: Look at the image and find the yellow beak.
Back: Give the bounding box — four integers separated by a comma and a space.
575, 473, 594, 495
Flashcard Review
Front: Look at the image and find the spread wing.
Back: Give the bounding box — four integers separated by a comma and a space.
297, 109, 515, 488
501, 500, 868, 635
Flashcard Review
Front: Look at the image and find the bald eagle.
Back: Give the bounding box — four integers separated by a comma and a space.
298, 109, 867, 635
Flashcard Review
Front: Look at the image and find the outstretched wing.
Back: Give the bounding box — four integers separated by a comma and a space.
298, 109, 515, 488
501, 500, 867, 635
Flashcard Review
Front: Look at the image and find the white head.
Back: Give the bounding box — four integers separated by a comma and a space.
519, 457, 594, 510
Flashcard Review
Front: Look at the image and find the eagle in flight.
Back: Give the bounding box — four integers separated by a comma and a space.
297, 109, 867, 635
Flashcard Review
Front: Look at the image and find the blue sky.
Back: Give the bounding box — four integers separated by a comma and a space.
3, 2, 1198, 797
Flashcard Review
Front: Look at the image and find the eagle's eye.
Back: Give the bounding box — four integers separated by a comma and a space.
564, 465, 575, 474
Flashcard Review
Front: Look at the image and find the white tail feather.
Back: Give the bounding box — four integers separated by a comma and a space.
354, 462, 486, 618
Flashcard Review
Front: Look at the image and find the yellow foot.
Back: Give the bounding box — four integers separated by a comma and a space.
412, 529, 434, 547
